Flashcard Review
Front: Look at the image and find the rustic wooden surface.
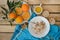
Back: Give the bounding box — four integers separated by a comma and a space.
0, 0, 60, 40
0, 32, 13, 40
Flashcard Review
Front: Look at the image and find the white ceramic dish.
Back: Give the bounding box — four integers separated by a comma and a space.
28, 16, 50, 38
33, 5, 43, 15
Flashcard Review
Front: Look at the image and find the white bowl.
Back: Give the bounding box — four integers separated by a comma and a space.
28, 16, 50, 38
33, 6, 43, 15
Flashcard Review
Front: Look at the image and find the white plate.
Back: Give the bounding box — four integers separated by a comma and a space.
28, 16, 50, 38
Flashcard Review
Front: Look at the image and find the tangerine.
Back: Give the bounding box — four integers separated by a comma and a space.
22, 4, 29, 12
22, 12, 30, 20
15, 16, 23, 24
15, 7, 22, 15
8, 12, 17, 19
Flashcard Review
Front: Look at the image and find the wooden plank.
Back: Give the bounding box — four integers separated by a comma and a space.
0, 20, 17, 24
0, 32, 13, 40
0, 0, 7, 5
42, 5, 60, 12
41, 0, 60, 4
49, 14, 60, 18
24, 0, 60, 4
49, 14, 60, 21
0, 25, 15, 32
1, 0, 60, 5
55, 22, 60, 25
0, 0, 60, 5
0, 0, 13, 5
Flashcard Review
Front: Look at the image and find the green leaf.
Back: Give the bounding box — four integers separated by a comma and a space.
2, 17, 6, 19
1, 11, 8, 19
7, 0, 10, 9
6, 14, 8, 19
1, 7, 8, 19
1, 11, 6, 15
11, 19, 15, 22
7, 0, 14, 10
9, 21, 13, 26
15, 1, 22, 7
7, 0, 22, 12
1, 7, 8, 14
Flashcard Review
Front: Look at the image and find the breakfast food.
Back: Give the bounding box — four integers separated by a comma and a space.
8, 12, 17, 19
42, 11, 49, 17
34, 6, 43, 14
49, 17, 55, 25
35, 7, 41, 13
6, 1, 30, 24
22, 12, 30, 20
15, 7, 22, 15
31, 21, 45, 34
15, 16, 23, 24
14, 3, 30, 24
22, 22, 28, 29
22, 4, 29, 12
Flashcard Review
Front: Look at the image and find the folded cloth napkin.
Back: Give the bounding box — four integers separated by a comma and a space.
53, 26, 60, 40
58, 26, 60, 32
48, 24, 58, 37
39, 24, 59, 40
11, 24, 22, 40
54, 31, 60, 40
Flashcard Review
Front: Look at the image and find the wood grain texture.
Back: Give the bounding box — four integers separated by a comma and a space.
41, 0, 60, 4
0, 0, 60, 32
0, 25, 15, 32
42, 5, 60, 12
0, 32, 13, 40
23, 0, 60, 4
55, 22, 60, 26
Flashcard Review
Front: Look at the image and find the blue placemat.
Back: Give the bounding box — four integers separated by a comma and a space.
11, 12, 60, 40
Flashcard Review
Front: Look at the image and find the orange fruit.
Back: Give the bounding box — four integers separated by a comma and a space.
22, 12, 30, 20
15, 16, 23, 24
15, 7, 22, 15
8, 12, 17, 19
22, 4, 29, 12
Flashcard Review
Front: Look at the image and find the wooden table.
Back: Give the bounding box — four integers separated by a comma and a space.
0, 0, 60, 40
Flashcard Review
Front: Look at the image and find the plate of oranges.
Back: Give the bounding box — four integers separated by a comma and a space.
8, 2, 32, 24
